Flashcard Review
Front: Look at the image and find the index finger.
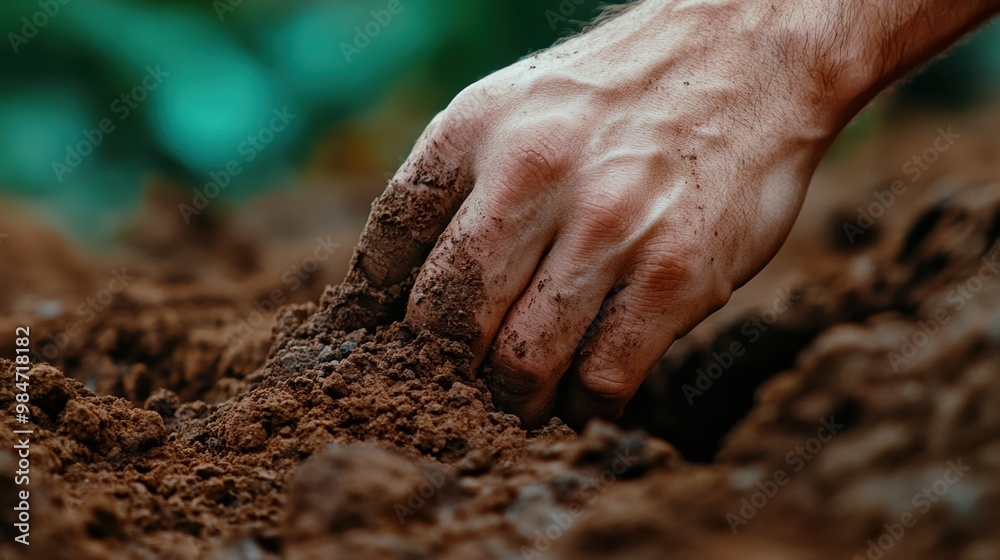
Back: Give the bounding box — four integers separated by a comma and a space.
336, 115, 474, 329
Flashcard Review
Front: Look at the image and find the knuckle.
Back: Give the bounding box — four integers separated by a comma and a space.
401, 111, 475, 184
486, 354, 553, 400
631, 237, 734, 333
446, 83, 491, 129
406, 252, 472, 335
425, 84, 492, 154
634, 240, 698, 294
575, 190, 633, 239
426, 109, 474, 155
518, 145, 563, 184
480, 148, 566, 220
494, 115, 580, 186
480, 174, 538, 219
576, 369, 634, 407
502, 138, 569, 189
487, 325, 563, 397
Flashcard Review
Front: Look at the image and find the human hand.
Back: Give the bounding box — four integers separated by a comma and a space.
346, 0, 998, 428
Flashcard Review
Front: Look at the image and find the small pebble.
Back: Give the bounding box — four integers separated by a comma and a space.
317, 345, 336, 363
338, 341, 358, 358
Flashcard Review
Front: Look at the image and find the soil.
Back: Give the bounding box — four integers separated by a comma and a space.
2, 115, 1000, 559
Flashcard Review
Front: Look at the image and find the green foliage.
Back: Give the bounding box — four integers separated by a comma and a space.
0, 0, 996, 238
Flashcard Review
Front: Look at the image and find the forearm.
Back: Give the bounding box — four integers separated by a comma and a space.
551, 0, 998, 147
790, 0, 1000, 125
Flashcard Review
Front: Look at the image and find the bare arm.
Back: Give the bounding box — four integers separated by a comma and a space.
790, 0, 1000, 123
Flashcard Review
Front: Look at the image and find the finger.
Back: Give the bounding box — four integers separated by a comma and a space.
347, 113, 474, 290
559, 249, 731, 428
404, 174, 557, 362
484, 234, 625, 428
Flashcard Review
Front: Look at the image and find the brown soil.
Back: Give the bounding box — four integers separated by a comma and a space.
2, 117, 1000, 559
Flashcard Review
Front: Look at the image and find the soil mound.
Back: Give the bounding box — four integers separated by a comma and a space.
3, 172, 1000, 559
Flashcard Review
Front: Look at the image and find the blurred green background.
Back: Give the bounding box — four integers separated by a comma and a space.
2, 0, 999, 243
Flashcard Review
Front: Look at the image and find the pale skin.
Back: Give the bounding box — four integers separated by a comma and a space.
350, 0, 1000, 428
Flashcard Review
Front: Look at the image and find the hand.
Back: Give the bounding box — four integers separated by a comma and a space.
346, 0, 998, 428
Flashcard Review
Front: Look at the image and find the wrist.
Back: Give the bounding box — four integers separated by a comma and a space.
583, 0, 997, 144
576, 0, 846, 149
773, 0, 1000, 129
